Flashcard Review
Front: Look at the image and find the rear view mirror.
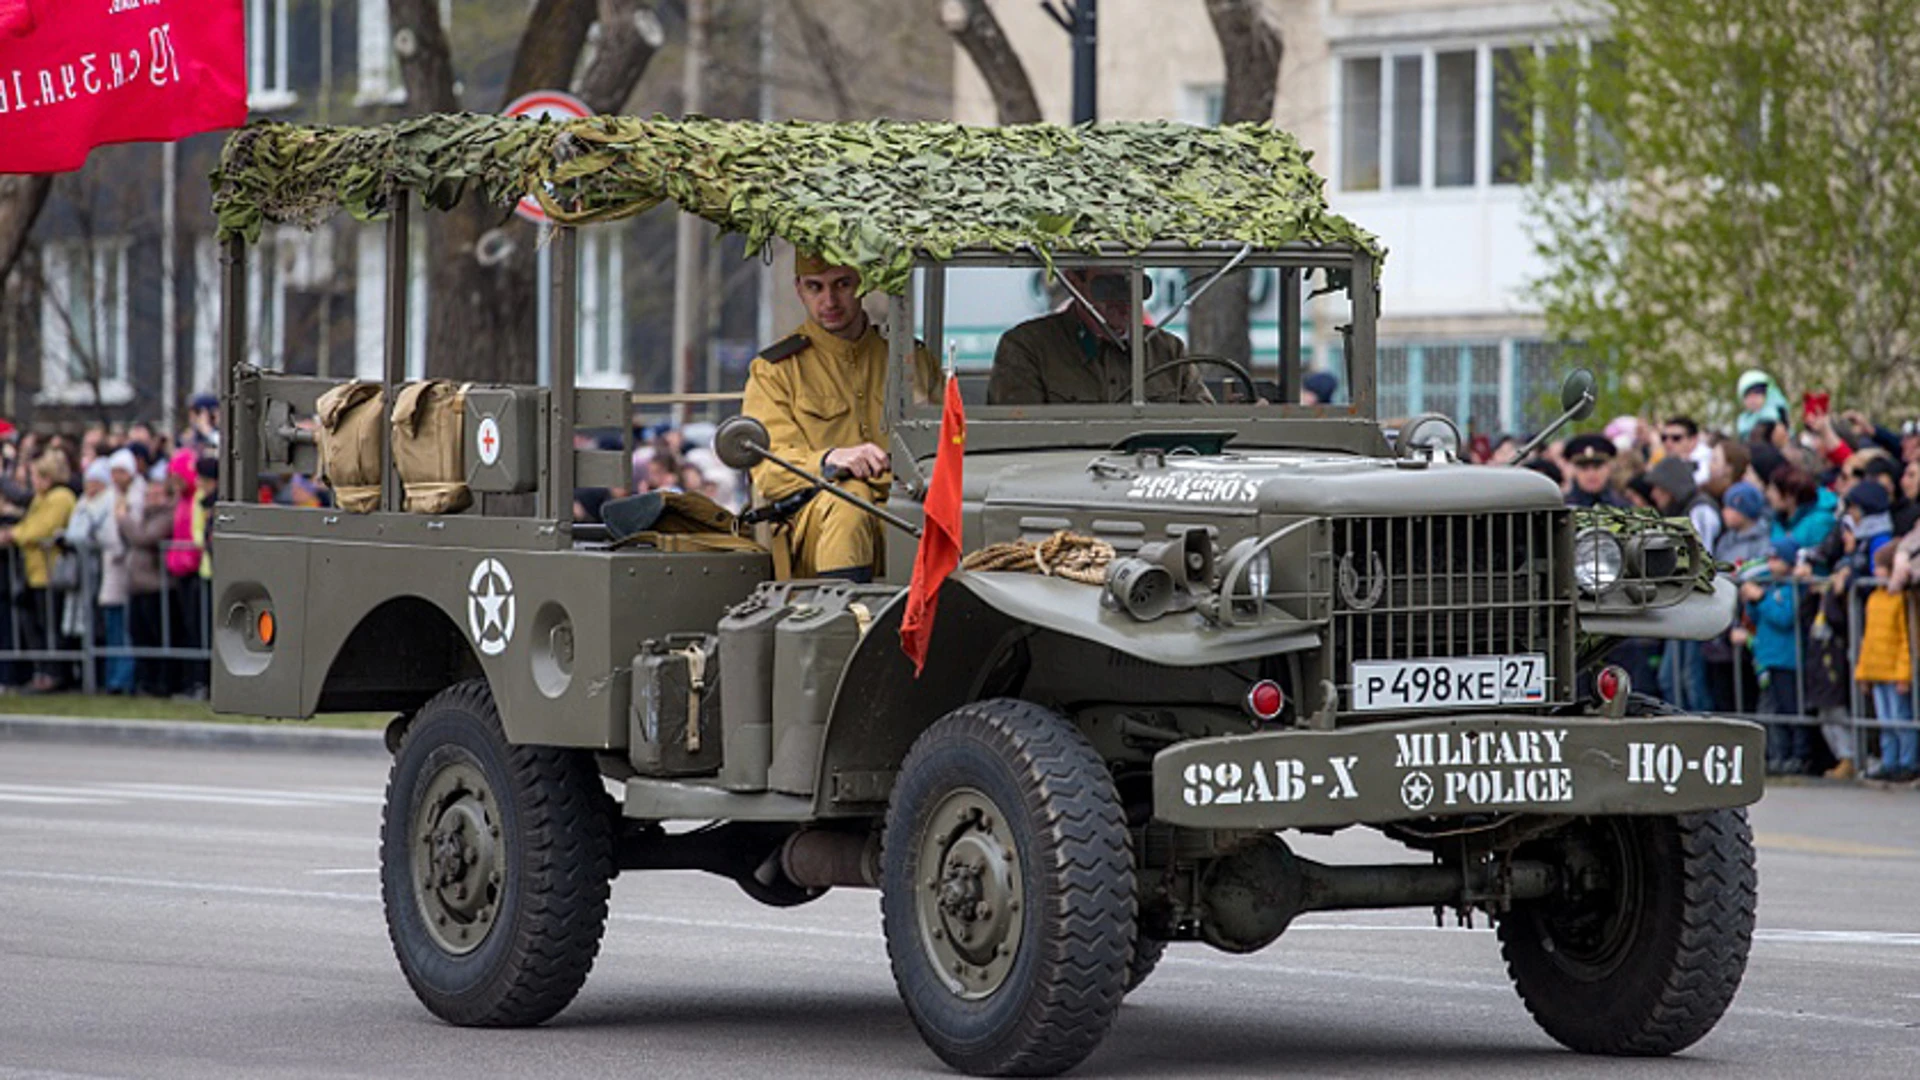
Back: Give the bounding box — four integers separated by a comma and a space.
714, 416, 770, 470
1561, 369, 1597, 421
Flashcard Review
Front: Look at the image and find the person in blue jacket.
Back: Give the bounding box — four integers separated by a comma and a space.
1735, 536, 1814, 774
1766, 465, 1838, 554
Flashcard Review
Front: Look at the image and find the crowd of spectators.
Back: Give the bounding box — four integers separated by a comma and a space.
0, 392, 744, 701
6, 368, 1914, 786
571, 420, 740, 525
1481, 368, 1920, 783
0, 394, 224, 697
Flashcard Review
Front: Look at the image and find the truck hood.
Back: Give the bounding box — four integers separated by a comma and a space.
968, 449, 1566, 518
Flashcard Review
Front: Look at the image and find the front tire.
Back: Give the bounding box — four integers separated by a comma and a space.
882, 699, 1134, 1076
380, 679, 613, 1026
1497, 809, 1756, 1055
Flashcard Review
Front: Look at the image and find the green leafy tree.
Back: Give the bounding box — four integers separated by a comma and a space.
1522, 0, 1920, 422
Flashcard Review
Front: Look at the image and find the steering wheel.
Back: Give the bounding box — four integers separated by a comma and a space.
1109, 354, 1261, 405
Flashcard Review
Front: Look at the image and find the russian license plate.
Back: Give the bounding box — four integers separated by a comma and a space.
1351, 655, 1547, 711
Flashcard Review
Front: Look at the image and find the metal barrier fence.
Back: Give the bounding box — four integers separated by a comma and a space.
1643, 572, 1919, 773
0, 539, 212, 696
0, 530, 1911, 772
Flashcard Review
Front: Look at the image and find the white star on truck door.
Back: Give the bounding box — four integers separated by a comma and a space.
467, 559, 516, 656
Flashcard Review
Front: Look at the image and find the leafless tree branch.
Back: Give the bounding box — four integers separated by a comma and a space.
790, 0, 859, 120
939, 0, 1042, 124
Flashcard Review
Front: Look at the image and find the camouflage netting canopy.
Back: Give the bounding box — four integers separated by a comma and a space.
212, 113, 1382, 294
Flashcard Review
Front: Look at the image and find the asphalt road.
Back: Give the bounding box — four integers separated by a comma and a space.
1, 739, 1916, 1079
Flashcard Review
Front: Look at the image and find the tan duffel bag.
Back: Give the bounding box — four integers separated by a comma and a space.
314, 381, 385, 513
392, 380, 473, 515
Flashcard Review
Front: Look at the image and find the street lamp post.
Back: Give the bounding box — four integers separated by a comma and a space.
1042, 0, 1098, 123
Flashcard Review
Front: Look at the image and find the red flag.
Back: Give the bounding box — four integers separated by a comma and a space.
0, 0, 247, 174
900, 374, 966, 676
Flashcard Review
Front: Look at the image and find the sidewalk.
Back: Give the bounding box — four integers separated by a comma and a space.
0, 713, 386, 757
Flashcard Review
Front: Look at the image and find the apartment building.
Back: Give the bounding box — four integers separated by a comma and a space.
5, 0, 952, 428
952, 0, 1594, 434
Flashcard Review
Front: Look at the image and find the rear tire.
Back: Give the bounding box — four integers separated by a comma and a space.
380, 679, 613, 1026
1497, 809, 1755, 1055
1125, 935, 1167, 994
882, 698, 1134, 1076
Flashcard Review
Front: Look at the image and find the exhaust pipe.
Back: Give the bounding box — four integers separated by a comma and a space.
777, 828, 881, 889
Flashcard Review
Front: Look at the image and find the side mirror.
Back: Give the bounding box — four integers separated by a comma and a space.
1561, 369, 1597, 421
713, 415, 769, 470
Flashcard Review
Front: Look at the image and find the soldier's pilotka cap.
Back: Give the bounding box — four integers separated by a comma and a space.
794, 249, 837, 277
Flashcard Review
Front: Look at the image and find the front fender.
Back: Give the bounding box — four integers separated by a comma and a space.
810, 571, 1323, 816
1580, 577, 1737, 642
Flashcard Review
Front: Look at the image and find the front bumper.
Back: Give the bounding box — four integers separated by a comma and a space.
1152, 713, 1765, 830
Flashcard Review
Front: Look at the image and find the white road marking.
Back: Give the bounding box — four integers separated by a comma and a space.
614, 911, 882, 942
0, 793, 113, 805
5, 867, 1918, 1033
1753, 928, 1920, 947
1292, 922, 1920, 948
8, 868, 1920, 954
0, 781, 380, 808
0, 870, 371, 904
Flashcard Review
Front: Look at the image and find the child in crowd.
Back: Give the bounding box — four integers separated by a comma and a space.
1854, 542, 1916, 782
1737, 537, 1814, 774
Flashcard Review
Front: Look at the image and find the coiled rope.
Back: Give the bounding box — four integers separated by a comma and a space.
960, 530, 1115, 586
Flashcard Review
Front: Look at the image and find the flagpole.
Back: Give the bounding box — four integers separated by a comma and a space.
161, 140, 177, 436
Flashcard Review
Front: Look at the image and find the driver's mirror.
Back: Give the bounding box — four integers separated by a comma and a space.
1561, 369, 1597, 421
714, 415, 770, 470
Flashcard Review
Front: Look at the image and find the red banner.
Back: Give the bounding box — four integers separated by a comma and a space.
899, 375, 966, 677
0, 0, 247, 174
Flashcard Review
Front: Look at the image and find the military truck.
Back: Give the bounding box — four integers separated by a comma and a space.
209, 116, 1761, 1077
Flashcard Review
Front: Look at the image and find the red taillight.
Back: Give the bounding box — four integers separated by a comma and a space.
1597, 665, 1627, 704
1245, 680, 1286, 721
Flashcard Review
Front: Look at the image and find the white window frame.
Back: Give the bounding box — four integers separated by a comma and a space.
192, 236, 220, 396
1335, 32, 1620, 196
38, 239, 134, 407
576, 228, 627, 388
246, 0, 298, 112
1179, 82, 1225, 128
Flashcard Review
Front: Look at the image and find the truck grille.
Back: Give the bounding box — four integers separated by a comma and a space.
1328, 511, 1575, 711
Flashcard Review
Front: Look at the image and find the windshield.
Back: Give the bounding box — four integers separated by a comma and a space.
908, 251, 1360, 418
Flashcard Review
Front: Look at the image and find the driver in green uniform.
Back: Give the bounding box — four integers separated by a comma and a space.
986, 267, 1211, 405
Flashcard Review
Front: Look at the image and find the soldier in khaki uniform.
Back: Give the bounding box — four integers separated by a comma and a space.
987, 267, 1210, 405
741, 252, 937, 581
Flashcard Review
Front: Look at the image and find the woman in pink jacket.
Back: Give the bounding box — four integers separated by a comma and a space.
166, 450, 209, 698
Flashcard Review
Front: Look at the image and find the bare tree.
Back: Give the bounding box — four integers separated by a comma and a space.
939, 0, 1042, 124
21, 182, 124, 430
1190, 0, 1284, 373
0, 175, 53, 297
789, 0, 860, 119
389, 0, 665, 384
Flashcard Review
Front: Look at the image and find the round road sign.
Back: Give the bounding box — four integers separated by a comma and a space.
504, 90, 592, 224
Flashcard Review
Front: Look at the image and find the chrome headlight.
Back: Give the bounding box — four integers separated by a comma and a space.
1217, 538, 1274, 619
1397, 413, 1463, 462
1573, 529, 1625, 595
1240, 549, 1272, 600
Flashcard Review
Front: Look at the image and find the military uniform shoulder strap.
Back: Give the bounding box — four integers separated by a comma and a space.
758, 333, 810, 363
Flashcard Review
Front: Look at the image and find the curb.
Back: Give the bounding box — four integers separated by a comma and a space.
0, 713, 389, 757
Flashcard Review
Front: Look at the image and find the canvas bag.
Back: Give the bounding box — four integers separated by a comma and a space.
314, 381, 386, 513
391, 380, 473, 515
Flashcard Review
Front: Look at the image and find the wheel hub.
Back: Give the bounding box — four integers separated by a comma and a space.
916, 789, 1024, 1000
411, 761, 503, 955
1533, 821, 1640, 979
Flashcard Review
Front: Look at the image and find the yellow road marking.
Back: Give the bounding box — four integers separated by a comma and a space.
1756, 832, 1918, 859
